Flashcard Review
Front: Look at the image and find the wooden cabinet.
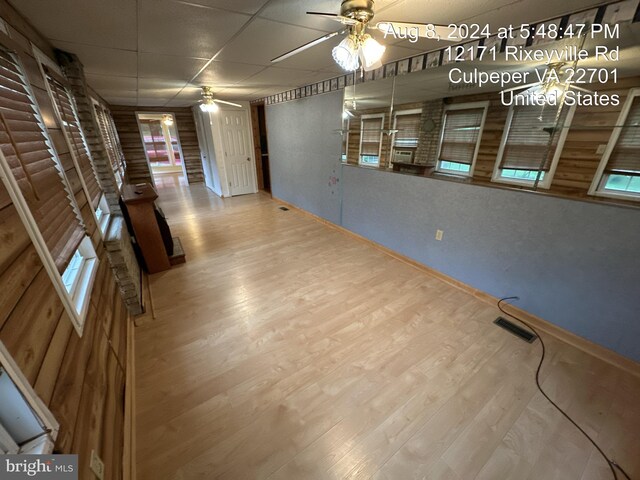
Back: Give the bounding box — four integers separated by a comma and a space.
121, 183, 172, 274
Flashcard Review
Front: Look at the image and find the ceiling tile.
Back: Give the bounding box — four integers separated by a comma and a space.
138, 88, 184, 99
85, 74, 138, 92
215, 86, 262, 97
53, 41, 138, 77
258, 0, 345, 32
139, 53, 208, 80
96, 89, 138, 101
136, 98, 170, 107
195, 61, 266, 86
139, 0, 251, 58
138, 78, 189, 90
13, 0, 137, 50
106, 97, 138, 106
215, 18, 334, 67
177, 0, 269, 15
457, 0, 605, 31
241, 66, 319, 87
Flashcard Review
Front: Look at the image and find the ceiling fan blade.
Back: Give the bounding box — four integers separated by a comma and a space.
307, 11, 359, 25
213, 99, 243, 108
501, 82, 542, 93
271, 30, 344, 63
375, 21, 465, 41
567, 85, 594, 94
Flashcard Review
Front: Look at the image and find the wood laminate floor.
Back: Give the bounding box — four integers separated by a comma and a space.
135, 181, 640, 480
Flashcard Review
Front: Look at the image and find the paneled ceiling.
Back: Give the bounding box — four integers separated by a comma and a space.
12, 0, 605, 106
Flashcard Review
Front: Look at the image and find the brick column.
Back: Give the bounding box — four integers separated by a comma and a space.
56, 51, 122, 215
414, 99, 444, 166
57, 51, 143, 315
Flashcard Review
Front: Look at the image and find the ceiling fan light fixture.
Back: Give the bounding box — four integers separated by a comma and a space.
359, 34, 385, 70
332, 35, 360, 71
199, 100, 219, 113
200, 86, 219, 112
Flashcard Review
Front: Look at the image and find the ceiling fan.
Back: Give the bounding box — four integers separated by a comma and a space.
199, 86, 242, 112
271, 0, 463, 72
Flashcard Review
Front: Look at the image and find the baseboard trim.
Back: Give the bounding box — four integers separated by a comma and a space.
123, 315, 136, 480
273, 197, 640, 378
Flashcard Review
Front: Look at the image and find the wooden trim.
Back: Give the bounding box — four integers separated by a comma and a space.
272, 196, 640, 379
123, 315, 136, 480
0, 340, 60, 441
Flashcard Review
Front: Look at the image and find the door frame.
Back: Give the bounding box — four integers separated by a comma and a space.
135, 112, 189, 183
250, 102, 272, 195
216, 105, 258, 197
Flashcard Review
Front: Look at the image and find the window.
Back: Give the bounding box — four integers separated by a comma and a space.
61, 238, 98, 321
0, 46, 97, 334
341, 118, 349, 163
136, 113, 185, 173
391, 109, 421, 165
493, 102, 574, 188
589, 89, 640, 200
437, 103, 488, 176
360, 114, 384, 166
0, 342, 58, 455
95, 194, 111, 234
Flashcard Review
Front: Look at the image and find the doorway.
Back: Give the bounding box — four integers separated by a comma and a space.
219, 108, 256, 196
137, 113, 187, 185
250, 103, 271, 193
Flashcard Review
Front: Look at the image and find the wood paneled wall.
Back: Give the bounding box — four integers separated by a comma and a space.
0, 2, 128, 478
348, 77, 640, 207
110, 106, 205, 185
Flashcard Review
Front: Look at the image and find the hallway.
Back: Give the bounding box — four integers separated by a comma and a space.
134, 183, 640, 480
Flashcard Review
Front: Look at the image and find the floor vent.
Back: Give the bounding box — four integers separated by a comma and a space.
279, 207, 289, 211
494, 317, 537, 343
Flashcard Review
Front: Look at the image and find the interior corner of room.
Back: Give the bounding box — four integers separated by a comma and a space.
0, 0, 639, 479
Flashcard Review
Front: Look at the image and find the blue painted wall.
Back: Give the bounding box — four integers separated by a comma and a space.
266, 91, 343, 225
266, 96, 640, 362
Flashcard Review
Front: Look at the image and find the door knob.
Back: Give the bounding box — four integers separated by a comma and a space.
246, 157, 250, 161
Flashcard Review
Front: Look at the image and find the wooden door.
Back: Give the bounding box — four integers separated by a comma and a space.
220, 110, 255, 196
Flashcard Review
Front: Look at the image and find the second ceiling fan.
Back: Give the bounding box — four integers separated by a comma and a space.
271, 0, 462, 72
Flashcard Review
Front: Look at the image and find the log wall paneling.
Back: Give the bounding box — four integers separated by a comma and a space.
0, 2, 130, 478
110, 106, 205, 185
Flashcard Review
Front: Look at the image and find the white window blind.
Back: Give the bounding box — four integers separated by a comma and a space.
45, 68, 102, 208
0, 48, 85, 273
394, 113, 421, 148
499, 104, 569, 172
94, 103, 125, 182
606, 96, 640, 175
360, 117, 383, 156
439, 108, 484, 165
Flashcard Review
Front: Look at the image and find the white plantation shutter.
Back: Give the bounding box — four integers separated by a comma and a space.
360, 117, 383, 156
0, 48, 85, 273
94, 103, 125, 181
439, 108, 484, 165
394, 113, 421, 148
45, 68, 102, 207
606, 96, 640, 175
499, 104, 569, 171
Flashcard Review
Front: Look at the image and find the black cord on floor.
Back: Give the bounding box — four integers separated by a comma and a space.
497, 296, 632, 480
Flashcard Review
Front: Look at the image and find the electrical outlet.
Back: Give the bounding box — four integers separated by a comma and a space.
90, 450, 105, 480
435, 229, 444, 241
596, 144, 607, 155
